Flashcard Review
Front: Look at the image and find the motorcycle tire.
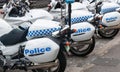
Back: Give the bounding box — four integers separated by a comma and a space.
98, 29, 119, 38
70, 36, 95, 57
32, 50, 66, 72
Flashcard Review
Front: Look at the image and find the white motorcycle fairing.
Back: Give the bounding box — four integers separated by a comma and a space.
67, 2, 88, 11
102, 12, 120, 26
27, 19, 61, 39
0, 19, 13, 37
71, 10, 94, 24
0, 42, 25, 55
71, 22, 95, 41
27, 19, 95, 42
0, 37, 59, 63
28, 9, 53, 20
50, 2, 88, 12
24, 38, 59, 63
51, 10, 93, 24
49, 2, 89, 22
3, 8, 53, 28
100, 2, 120, 14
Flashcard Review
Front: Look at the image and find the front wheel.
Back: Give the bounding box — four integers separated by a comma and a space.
32, 50, 66, 72
70, 36, 95, 57
98, 29, 119, 38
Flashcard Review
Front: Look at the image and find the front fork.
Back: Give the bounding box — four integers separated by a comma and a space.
93, 20, 104, 37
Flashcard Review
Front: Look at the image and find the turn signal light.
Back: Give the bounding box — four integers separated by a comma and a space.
48, 4, 51, 7
99, 24, 103, 29
0, 10, 4, 14
72, 29, 77, 32
65, 41, 70, 46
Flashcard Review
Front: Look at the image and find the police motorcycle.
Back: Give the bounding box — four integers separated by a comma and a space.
23, 0, 95, 57
0, 18, 77, 72
86, 0, 120, 14
1, 0, 53, 28
9, 0, 96, 57
48, 0, 120, 38
86, 0, 120, 38
0, 1, 95, 72
70, 0, 120, 38
1, 0, 95, 57
48, 0, 120, 23
47, 0, 89, 21
48, 0, 88, 12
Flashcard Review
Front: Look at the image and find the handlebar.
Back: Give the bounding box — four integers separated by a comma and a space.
89, 0, 96, 4
52, 25, 69, 37
52, 25, 76, 37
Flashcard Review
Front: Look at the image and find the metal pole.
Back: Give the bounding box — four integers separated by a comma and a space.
68, 3, 71, 38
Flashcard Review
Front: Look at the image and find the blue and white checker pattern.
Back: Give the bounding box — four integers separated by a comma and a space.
71, 15, 93, 24
27, 27, 61, 37
100, 7, 119, 14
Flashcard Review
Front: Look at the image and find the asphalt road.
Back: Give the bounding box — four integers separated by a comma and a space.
0, 9, 120, 72
65, 32, 120, 72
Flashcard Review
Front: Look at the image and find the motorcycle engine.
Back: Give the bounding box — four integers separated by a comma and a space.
0, 58, 4, 67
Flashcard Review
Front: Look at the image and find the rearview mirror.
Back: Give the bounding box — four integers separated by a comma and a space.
97, 1, 102, 5
89, 0, 96, 4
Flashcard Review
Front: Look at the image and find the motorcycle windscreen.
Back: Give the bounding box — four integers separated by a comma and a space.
0, 19, 13, 37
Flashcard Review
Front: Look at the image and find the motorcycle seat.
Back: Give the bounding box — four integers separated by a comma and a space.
0, 29, 28, 46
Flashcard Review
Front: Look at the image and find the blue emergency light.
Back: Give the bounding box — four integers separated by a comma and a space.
65, 0, 75, 3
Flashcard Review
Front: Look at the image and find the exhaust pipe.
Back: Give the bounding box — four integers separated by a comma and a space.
71, 39, 93, 47
27, 62, 58, 70
102, 24, 120, 30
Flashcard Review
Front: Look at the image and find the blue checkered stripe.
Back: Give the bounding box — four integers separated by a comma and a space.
27, 27, 61, 37
100, 7, 119, 14
71, 15, 93, 24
